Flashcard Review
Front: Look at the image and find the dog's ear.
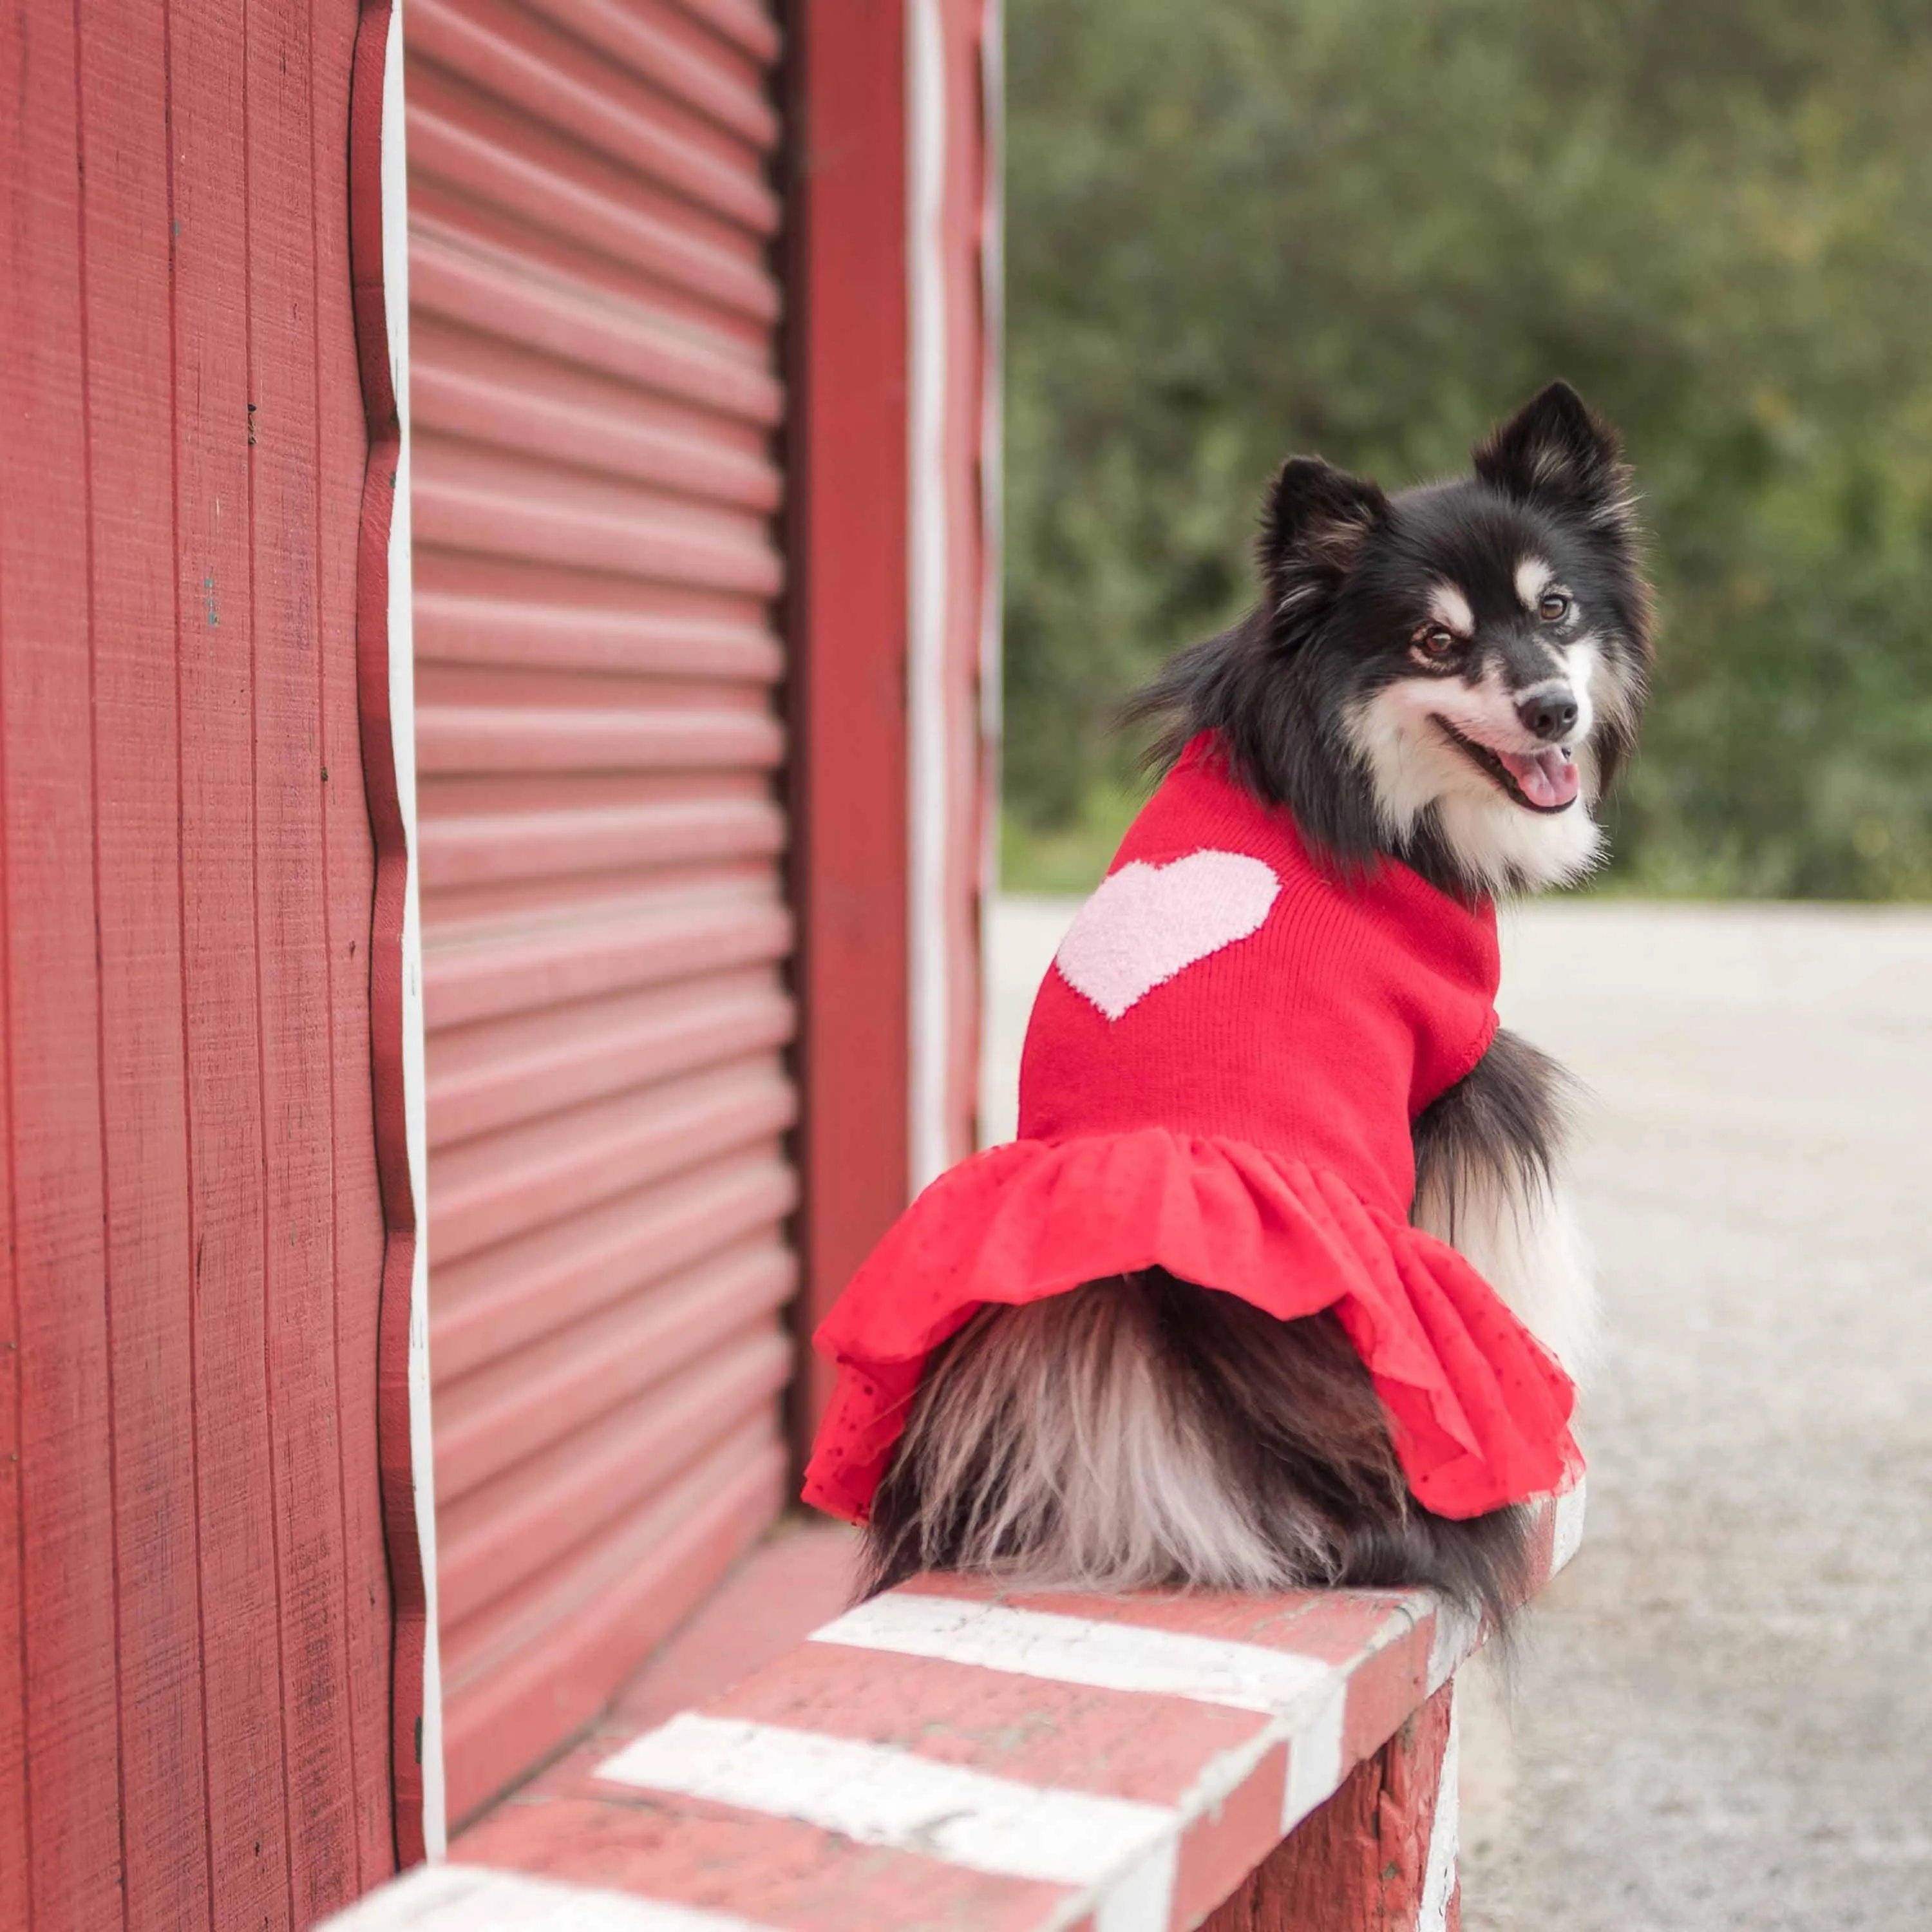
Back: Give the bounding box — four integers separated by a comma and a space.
1258, 457, 1389, 616
1473, 381, 1633, 535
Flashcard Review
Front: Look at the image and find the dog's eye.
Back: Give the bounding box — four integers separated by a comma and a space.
1538, 591, 1572, 622
1414, 627, 1459, 659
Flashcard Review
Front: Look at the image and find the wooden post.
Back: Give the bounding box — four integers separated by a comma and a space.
786, 0, 996, 1463
1203, 1680, 1461, 1932
785, 0, 914, 1455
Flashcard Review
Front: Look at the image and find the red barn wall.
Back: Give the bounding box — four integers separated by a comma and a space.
0, 0, 397, 1924
0, 0, 994, 1894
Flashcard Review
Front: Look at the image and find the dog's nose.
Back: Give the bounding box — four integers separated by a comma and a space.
1517, 689, 1579, 741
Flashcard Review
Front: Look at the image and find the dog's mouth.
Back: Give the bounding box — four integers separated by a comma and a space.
1433, 719, 1581, 813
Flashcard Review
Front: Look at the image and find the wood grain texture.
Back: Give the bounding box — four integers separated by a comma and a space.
0, 565, 23, 1932
77, 1, 211, 1922
0, 2, 121, 1922
171, 0, 297, 1916
245, 0, 365, 1911
1, 0, 395, 1922
1202, 1681, 1460, 1932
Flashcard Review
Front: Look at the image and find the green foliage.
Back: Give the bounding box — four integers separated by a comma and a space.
1002, 0, 1932, 898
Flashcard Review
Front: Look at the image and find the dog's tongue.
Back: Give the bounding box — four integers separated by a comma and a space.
1499, 746, 1581, 809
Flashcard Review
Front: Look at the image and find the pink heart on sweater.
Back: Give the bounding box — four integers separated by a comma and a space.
1054, 849, 1281, 1021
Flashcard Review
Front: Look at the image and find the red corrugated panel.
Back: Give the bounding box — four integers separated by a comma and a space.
0, 0, 395, 1922
405, 0, 794, 1826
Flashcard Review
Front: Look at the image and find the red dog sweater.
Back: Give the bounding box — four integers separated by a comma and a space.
802, 733, 1580, 1527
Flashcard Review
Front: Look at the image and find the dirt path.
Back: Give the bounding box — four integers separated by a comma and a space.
987, 897, 1932, 1930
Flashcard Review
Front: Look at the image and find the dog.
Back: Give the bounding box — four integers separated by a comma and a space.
860, 381, 1653, 1626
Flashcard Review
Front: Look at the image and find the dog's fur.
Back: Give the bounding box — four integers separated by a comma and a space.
863, 383, 1653, 1628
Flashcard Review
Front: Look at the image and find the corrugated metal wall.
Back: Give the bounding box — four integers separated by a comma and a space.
403, 0, 794, 1823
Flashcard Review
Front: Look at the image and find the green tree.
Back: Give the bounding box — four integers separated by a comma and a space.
1004, 0, 1932, 897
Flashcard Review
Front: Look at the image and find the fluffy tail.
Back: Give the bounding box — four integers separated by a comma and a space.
861, 1272, 1532, 1630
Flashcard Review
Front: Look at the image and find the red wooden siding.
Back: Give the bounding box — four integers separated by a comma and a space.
403, 0, 795, 1824
0, 0, 395, 1926
786, 1, 913, 1448
788, 0, 994, 1450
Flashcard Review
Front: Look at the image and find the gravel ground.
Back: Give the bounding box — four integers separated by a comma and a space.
985, 896, 1932, 1931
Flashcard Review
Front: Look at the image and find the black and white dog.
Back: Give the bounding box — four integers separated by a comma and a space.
864, 382, 1653, 1622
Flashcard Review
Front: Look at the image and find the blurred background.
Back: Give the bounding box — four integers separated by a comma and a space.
999, 0, 1932, 902
992, 6, 1932, 1926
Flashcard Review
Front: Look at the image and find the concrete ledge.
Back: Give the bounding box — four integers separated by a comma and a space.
327, 1484, 1582, 1932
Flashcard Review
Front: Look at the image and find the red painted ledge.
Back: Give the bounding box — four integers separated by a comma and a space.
323, 1488, 1582, 1931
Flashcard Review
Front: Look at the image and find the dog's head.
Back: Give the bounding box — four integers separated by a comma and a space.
1136, 383, 1654, 898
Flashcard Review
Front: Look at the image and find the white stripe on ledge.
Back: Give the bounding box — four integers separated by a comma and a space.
1278, 1674, 1348, 1833
1417, 1694, 1462, 1932
811, 1591, 1334, 1714
317, 1864, 774, 1932
1552, 1476, 1589, 1574
598, 1713, 1177, 1911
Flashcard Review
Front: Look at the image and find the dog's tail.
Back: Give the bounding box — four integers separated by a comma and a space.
860, 1271, 1533, 1633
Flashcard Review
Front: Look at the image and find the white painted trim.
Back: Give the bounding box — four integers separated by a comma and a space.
1552, 1474, 1588, 1575
1096, 1839, 1181, 1932
316, 1864, 776, 1932
381, 0, 445, 1860
1417, 1686, 1461, 1932
811, 1592, 1332, 1714
598, 1714, 1178, 1906
1278, 1676, 1347, 1833
976, 0, 1005, 1103
907, 0, 952, 1193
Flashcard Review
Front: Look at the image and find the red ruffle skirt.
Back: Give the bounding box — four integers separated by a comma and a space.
802, 1128, 1580, 1526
